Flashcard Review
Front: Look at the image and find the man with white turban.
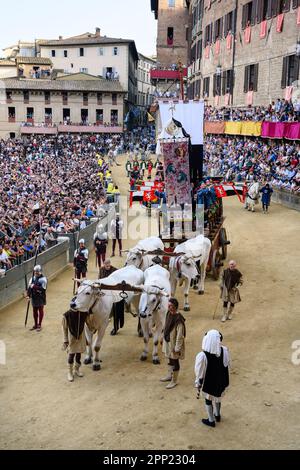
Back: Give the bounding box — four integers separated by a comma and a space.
194, 330, 230, 428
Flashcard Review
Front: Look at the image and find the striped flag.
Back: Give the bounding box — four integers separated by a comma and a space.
214, 183, 246, 203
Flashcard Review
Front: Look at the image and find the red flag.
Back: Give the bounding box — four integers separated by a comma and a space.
244, 26, 251, 43
226, 34, 232, 50
214, 185, 227, 198
215, 39, 220, 56
276, 13, 284, 33
260, 20, 267, 39
204, 45, 210, 59
143, 191, 157, 203
297, 6, 300, 25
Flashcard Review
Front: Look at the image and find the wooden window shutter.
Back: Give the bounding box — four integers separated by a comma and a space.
292, 0, 299, 9
271, 0, 278, 17
222, 71, 226, 95
232, 9, 237, 33
210, 23, 213, 43
251, 0, 258, 24
266, 0, 273, 18
281, 56, 288, 88
242, 4, 248, 29
244, 65, 250, 92
213, 73, 217, 96
220, 17, 223, 37
253, 63, 259, 92
229, 69, 234, 94
213, 21, 217, 41
282, 0, 291, 12
257, 0, 264, 22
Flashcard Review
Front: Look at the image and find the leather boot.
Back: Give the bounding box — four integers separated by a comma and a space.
160, 366, 173, 382
221, 307, 228, 322
67, 364, 74, 382
166, 370, 179, 389
227, 305, 234, 320
74, 362, 84, 377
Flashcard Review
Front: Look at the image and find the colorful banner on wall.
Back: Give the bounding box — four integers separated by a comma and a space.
161, 139, 191, 206
260, 20, 267, 38
261, 122, 300, 140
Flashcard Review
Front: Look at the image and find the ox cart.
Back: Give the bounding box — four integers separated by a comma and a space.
157, 196, 230, 280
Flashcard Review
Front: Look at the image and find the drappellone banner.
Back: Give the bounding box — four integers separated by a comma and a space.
161, 139, 191, 206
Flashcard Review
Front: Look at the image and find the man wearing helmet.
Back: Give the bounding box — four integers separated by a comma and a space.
27, 265, 48, 332
74, 239, 89, 286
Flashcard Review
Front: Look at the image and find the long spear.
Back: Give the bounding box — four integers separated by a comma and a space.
25, 210, 42, 327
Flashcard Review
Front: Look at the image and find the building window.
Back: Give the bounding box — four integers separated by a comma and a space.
51, 50, 56, 57
27, 107, 34, 122
214, 17, 223, 41
99, 47, 104, 56
97, 92, 103, 105
45, 108, 52, 124
96, 109, 103, 124
79, 47, 84, 57
244, 64, 259, 92
213, 73, 222, 96
167, 27, 174, 46
81, 109, 88, 124
8, 107, 15, 122
222, 70, 234, 95
23, 91, 29, 103
80, 68, 88, 74
281, 55, 299, 87
45, 91, 50, 104
83, 92, 88, 105
203, 77, 210, 97
62, 92, 68, 105
168, 0, 175, 6
63, 108, 70, 122
64, 50, 68, 58
6, 91, 12, 103
224, 10, 235, 35
113, 47, 118, 56
111, 109, 118, 125
112, 93, 117, 105
242, 1, 253, 29
204, 23, 212, 46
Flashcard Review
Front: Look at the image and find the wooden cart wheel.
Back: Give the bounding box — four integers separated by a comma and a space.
219, 227, 230, 260
212, 249, 223, 280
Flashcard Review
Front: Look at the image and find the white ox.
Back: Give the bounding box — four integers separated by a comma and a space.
246, 182, 260, 212
169, 235, 211, 311
70, 265, 144, 371
125, 236, 164, 271
138, 265, 171, 365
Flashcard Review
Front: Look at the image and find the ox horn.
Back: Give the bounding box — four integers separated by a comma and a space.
72, 278, 82, 283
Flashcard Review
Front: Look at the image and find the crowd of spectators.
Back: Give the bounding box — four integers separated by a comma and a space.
0, 129, 156, 272
205, 100, 300, 122
204, 136, 300, 192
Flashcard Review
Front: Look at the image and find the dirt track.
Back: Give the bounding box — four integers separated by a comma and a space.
1, 157, 300, 450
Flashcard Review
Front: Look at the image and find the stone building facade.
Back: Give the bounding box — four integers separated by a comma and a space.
151, 0, 190, 67
187, 0, 300, 107
0, 74, 125, 139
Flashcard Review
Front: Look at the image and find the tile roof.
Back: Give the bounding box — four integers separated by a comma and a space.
38, 36, 135, 47
0, 77, 125, 92
0, 59, 16, 66
16, 56, 52, 65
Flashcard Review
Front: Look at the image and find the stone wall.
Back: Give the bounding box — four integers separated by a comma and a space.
272, 188, 300, 211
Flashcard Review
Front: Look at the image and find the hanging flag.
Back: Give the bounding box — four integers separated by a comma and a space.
214, 95, 220, 106
260, 20, 267, 39
224, 93, 231, 106
244, 26, 251, 43
215, 39, 220, 56
226, 34, 232, 50
246, 90, 253, 106
297, 6, 300, 25
204, 45, 210, 59
285, 86, 293, 101
214, 184, 245, 202
276, 13, 284, 33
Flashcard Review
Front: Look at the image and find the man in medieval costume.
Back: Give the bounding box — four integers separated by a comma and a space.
74, 239, 89, 287
99, 259, 125, 336
62, 309, 90, 382
220, 260, 243, 322
161, 298, 186, 390
27, 265, 47, 332
93, 224, 108, 274
194, 329, 230, 428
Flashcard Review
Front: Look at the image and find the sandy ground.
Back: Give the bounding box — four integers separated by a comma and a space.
0, 156, 300, 450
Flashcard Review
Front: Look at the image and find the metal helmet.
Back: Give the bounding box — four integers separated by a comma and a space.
79, 239, 85, 244
34, 265, 42, 273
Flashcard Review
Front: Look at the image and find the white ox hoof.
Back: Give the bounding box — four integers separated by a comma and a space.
92, 363, 101, 371
152, 358, 160, 365
140, 355, 147, 362
198, 290, 204, 296
184, 306, 190, 312
84, 357, 92, 365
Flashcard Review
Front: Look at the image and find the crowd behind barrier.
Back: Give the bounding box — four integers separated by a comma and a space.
0, 128, 156, 274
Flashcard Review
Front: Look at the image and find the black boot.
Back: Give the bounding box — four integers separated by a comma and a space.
202, 419, 215, 428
